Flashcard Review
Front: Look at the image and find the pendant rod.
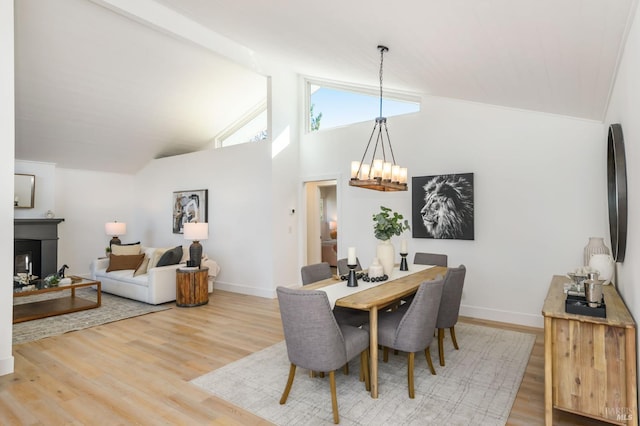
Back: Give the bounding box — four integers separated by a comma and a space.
377, 45, 388, 120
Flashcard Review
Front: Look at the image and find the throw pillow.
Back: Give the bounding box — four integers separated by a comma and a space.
148, 248, 168, 270
106, 254, 145, 272
156, 246, 183, 267
111, 243, 141, 256
133, 256, 150, 277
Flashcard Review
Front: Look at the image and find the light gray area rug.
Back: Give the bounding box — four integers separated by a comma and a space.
13, 288, 171, 345
191, 323, 535, 426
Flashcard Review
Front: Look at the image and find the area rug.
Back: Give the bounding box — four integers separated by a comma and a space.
13, 288, 171, 345
191, 323, 535, 426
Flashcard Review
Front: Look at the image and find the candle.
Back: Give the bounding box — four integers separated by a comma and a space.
347, 247, 356, 265
28, 261, 32, 276
372, 159, 383, 178
351, 161, 360, 179
25, 255, 28, 271
399, 167, 408, 184
382, 162, 392, 180
391, 165, 400, 182
401, 239, 407, 254
360, 163, 371, 180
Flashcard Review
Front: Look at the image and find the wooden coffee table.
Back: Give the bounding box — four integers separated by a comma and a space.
13, 278, 101, 323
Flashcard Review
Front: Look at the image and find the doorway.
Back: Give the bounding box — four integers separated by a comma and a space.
304, 180, 338, 268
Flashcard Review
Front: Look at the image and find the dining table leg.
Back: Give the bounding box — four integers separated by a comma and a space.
369, 306, 379, 398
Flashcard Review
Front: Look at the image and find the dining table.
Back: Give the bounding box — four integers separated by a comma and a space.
303, 263, 448, 399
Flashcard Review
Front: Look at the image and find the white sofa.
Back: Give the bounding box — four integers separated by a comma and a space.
91, 257, 182, 305
91, 245, 221, 305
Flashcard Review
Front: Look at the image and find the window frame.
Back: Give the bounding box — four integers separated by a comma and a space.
215, 99, 269, 148
304, 77, 421, 134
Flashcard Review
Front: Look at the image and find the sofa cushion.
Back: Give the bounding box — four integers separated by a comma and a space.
106, 254, 145, 272
134, 256, 150, 277
112, 243, 141, 255
157, 246, 183, 267
148, 248, 168, 269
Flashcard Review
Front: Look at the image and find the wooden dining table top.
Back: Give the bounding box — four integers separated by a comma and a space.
303, 265, 448, 310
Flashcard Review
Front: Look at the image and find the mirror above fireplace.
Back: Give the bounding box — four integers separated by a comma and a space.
14, 174, 35, 208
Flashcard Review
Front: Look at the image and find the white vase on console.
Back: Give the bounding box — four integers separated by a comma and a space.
589, 253, 615, 285
583, 237, 610, 266
376, 240, 395, 276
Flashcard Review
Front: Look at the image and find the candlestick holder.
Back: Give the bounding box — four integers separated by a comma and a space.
399, 253, 408, 271
347, 264, 359, 287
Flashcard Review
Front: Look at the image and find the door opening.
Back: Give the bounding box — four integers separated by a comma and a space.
304, 180, 337, 268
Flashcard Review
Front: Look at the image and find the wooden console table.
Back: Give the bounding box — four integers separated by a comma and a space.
176, 267, 209, 307
542, 275, 637, 425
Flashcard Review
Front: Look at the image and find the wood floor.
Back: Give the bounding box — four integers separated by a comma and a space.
1, 290, 610, 425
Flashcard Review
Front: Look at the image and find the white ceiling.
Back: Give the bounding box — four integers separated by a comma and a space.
14, 0, 638, 174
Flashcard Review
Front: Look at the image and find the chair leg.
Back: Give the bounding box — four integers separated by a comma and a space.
329, 370, 339, 424
424, 347, 436, 375
280, 364, 296, 404
383, 346, 389, 362
438, 328, 445, 366
361, 349, 371, 391
343, 363, 349, 375
407, 352, 415, 399
450, 326, 459, 350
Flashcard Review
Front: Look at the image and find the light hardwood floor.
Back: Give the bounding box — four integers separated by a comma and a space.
1, 290, 610, 425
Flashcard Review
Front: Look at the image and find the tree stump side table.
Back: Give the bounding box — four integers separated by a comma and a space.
176, 267, 209, 307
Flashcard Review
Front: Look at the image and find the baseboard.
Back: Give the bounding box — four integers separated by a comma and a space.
460, 304, 543, 328
213, 281, 275, 299
0, 355, 14, 376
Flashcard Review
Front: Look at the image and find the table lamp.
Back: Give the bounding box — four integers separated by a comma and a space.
105, 221, 126, 248
184, 222, 208, 268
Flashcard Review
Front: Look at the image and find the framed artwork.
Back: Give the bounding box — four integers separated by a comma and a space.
173, 189, 208, 234
411, 173, 474, 240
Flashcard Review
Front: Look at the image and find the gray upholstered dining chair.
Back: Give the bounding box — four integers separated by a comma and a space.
400, 252, 447, 306
276, 286, 370, 424
300, 263, 368, 328
436, 265, 467, 366
337, 257, 363, 276
301, 262, 332, 285
368, 278, 444, 398
413, 252, 448, 267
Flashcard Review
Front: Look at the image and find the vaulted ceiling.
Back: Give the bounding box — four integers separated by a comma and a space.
14, 0, 638, 174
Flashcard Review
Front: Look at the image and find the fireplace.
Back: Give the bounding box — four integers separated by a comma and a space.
14, 218, 65, 278
14, 240, 41, 277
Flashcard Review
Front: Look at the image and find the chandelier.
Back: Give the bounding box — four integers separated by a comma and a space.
349, 45, 408, 192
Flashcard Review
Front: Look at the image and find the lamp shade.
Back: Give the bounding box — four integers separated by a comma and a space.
184, 222, 208, 241
105, 221, 126, 236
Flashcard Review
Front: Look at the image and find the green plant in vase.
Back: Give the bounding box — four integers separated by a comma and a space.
373, 206, 410, 275
373, 206, 410, 241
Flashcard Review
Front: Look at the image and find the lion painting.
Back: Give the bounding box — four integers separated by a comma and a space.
411, 173, 474, 240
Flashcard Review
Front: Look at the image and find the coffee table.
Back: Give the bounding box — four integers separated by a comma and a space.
13, 278, 101, 323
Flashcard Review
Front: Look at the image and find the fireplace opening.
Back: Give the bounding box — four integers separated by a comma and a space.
14, 239, 41, 278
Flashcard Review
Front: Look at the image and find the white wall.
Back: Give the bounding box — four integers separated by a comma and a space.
14, 160, 56, 219
135, 140, 275, 297
55, 168, 136, 277
0, 0, 14, 376
605, 1, 640, 382
270, 70, 301, 290
302, 97, 607, 327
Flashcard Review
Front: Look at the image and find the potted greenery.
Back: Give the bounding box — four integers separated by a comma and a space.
373, 206, 410, 275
